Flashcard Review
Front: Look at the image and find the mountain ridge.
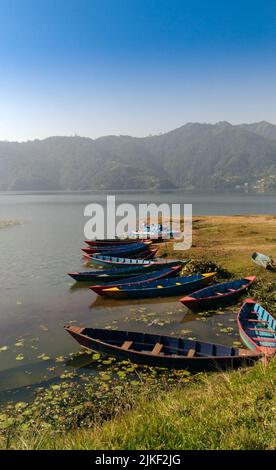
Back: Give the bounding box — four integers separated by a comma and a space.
0, 121, 275, 191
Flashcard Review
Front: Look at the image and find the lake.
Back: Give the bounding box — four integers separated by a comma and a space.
0, 190, 275, 402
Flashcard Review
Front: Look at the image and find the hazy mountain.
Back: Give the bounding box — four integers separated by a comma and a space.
239, 121, 276, 141
0, 122, 276, 191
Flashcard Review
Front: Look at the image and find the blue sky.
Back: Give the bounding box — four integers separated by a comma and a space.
0, 0, 275, 140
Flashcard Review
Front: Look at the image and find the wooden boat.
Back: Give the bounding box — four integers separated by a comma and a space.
68, 260, 188, 282
82, 242, 151, 257
85, 252, 166, 268
82, 241, 152, 255
251, 252, 276, 271
99, 272, 216, 299
237, 299, 276, 355
84, 249, 158, 264
180, 276, 256, 312
90, 265, 183, 295
65, 327, 262, 371
85, 238, 146, 247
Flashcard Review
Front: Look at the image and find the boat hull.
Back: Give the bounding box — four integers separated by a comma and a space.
237, 299, 276, 355
65, 327, 261, 371
85, 238, 147, 246
180, 277, 256, 312
68, 261, 187, 282
91, 265, 183, 295
101, 273, 215, 299
87, 254, 187, 269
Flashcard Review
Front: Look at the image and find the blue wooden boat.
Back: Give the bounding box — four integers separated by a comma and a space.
82, 242, 151, 257
238, 299, 276, 356
83, 248, 158, 268
85, 253, 173, 268
65, 326, 261, 371
180, 276, 256, 311
68, 260, 188, 282
82, 241, 151, 255
91, 265, 183, 295
85, 238, 143, 246
99, 272, 216, 299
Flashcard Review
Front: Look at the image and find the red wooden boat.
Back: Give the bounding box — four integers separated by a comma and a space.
180, 276, 256, 311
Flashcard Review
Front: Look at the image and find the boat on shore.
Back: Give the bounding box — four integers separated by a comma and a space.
90, 265, 183, 295
237, 299, 276, 355
98, 272, 215, 299
65, 326, 262, 371
180, 276, 256, 311
251, 252, 276, 271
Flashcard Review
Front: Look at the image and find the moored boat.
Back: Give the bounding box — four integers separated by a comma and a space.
90, 265, 183, 295
65, 326, 262, 371
85, 238, 146, 247
68, 260, 188, 282
180, 276, 256, 311
237, 299, 276, 355
82, 240, 151, 255
98, 272, 215, 299
82, 241, 152, 257
85, 252, 177, 268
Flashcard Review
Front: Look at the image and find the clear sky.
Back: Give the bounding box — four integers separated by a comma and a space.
0, 0, 276, 141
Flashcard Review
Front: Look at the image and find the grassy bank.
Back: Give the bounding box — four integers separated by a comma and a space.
3, 359, 275, 450
0, 215, 275, 450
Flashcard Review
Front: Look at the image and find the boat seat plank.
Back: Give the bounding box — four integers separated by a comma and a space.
246, 328, 275, 333
228, 288, 236, 292
247, 319, 269, 323
216, 292, 224, 295
151, 342, 163, 355
252, 337, 276, 342
187, 348, 196, 357
121, 340, 133, 350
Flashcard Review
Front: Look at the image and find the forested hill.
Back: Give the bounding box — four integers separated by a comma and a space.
0, 121, 275, 191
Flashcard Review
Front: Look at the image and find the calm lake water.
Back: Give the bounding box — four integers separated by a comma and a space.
0, 191, 275, 403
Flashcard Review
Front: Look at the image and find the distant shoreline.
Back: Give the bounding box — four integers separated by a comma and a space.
0, 189, 276, 196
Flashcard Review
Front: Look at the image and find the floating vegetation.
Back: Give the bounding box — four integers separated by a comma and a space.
55, 356, 65, 363
0, 352, 195, 443
37, 353, 51, 361
15, 354, 24, 361
219, 327, 234, 334
232, 341, 243, 348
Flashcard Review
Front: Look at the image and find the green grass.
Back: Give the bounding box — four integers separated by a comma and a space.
4, 359, 276, 450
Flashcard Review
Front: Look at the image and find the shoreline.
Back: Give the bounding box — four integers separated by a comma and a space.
0, 214, 275, 449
